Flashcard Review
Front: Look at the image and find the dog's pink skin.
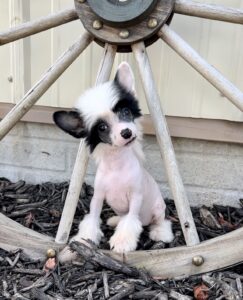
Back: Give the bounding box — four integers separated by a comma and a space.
97, 146, 164, 226
59, 140, 174, 260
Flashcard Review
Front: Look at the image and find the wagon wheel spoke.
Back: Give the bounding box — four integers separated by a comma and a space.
0, 31, 92, 141
55, 43, 117, 244
158, 25, 243, 112
174, 0, 243, 24
132, 42, 200, 247
0, 8, 79, 46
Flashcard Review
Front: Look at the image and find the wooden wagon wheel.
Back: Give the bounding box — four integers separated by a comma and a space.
0, 0, 243, 279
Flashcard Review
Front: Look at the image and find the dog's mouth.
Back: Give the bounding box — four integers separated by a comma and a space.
125, 136, 136, 146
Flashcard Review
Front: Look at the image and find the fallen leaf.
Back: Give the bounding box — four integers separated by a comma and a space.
200, 206, 221, 229
218, 213, 237, 230
168, 215, 179, 223
194, 284, 209, 300
24, 212, 34, 227
44, 258, 56, 272
49, 209, 61, 218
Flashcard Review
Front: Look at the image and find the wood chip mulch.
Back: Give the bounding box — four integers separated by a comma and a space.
0, 177, 243, 299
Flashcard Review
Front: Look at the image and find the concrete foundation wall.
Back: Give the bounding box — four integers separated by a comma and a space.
1, 122, 243, 207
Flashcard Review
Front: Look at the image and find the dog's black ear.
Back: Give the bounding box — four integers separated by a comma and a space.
114, 62, 135, 94
53, 110, 87, 138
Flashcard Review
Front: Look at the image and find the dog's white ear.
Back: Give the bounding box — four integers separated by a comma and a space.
115, 62, 135, 94
53, 110, 86, 138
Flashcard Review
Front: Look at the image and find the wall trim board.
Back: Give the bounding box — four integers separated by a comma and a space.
1, 103, 243, 144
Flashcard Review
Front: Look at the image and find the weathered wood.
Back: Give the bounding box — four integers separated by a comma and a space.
132, 42, 200, 247
170, 291, 192, 300
55, 44, 117, 244
70, 241, 139, 277
74, 0, 174, 51
107, 227, 243, 279
0, 212, 53, 240
102, 271, 110, 299
159, 25, 243, 112
95, 44, 117, 86
0, 8, 78, 46
0, 213, 62, 260
1, 208, 243, 278
55, 140, 89, 244
31, 288, 55, 300
175, 0, 243, 24
108, 283, 135, 300
0, 31, 93, 141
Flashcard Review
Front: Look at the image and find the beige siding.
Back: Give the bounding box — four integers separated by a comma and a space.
0, 0, 243, 121
0, 0, 12, 102
0, 0, 25, 103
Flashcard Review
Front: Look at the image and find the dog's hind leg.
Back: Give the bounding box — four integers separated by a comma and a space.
149, 208, 174, 243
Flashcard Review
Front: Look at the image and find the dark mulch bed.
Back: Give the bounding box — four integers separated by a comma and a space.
0, 177, 243, 299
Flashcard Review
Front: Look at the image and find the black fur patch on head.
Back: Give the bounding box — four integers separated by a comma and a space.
86, 119, 112, 153
53, 110, 87, 138
113, 80, 142, 121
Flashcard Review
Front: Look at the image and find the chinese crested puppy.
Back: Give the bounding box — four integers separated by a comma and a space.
54, 62, 174, 262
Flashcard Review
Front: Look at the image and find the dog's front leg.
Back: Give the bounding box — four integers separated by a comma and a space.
76, 191, 104, 245
59, 190, 104, 263
109, 194, 143, 253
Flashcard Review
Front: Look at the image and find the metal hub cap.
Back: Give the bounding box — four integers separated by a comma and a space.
87, 0, 158, 27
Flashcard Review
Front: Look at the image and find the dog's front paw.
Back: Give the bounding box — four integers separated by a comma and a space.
58, 236, 99, 264
58, 243, 78, 263
109, 230, 137, 253
109, 215, 142, 253
149, 219, 174, 243
58, 214, 104, 263
78, 214, 104, 244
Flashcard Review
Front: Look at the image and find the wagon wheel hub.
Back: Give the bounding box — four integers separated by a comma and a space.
74, 0, 175, 52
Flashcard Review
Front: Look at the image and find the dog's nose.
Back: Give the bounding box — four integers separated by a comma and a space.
121, 128, 132, 139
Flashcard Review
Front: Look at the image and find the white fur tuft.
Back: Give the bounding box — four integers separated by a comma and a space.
74, 82, 118, 129
76, 214, 104, 244
109, 215, 142, 253
58, 245, 78, 263
149, 219, 174, 243
58, 214, 103, 263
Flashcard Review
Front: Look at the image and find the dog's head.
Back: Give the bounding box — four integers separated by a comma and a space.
53, 62, 142, 153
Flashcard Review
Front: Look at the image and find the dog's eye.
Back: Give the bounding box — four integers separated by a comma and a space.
98, 122, 108, 132
120, 107, 132, 119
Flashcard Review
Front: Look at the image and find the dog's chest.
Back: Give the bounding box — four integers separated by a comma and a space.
98, 160, 141, 214
103, 170, 132, 214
